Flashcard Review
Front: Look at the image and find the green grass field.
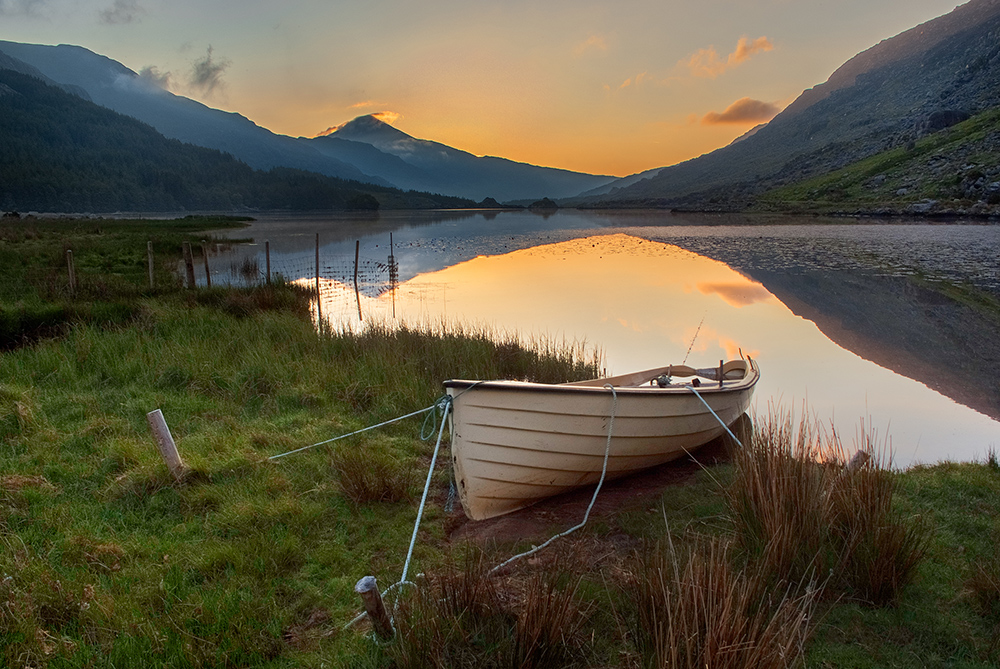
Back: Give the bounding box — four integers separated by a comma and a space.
2, 216, 998, 667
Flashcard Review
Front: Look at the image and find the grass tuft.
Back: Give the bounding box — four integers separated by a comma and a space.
386, 548, 592, 669
727, 410, 930, 606
332, 443, 415, 506
633, 535, 819, 669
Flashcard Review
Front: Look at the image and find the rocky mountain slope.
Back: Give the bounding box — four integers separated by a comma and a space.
582, 0, 1000, 210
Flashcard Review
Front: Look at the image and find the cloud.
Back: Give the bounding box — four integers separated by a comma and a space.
98, 0, 144, 24
574, 34, 609, 56
729, 36, 773, 64
187, 46, 229, 98
618, 71, 651, 90
682, 35, 773, 79
696, 281, 773, 306
138, 65, 172, 90
372, 111, 400, 125
0, 0, 45, 15
701, 97, 781, 125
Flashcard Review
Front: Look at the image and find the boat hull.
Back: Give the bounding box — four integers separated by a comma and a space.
445, 360, 758, 521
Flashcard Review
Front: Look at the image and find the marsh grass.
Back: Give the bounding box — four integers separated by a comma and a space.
728, 411, 930, 606
386, 547, 593, 669
633, 536, 820, 669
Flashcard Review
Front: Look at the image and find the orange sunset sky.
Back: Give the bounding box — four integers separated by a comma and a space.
1, 0, 968, 176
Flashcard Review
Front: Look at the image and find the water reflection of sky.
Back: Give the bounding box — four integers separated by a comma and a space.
215, 212, 1000, 467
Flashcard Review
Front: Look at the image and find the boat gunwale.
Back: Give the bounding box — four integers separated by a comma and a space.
444, 358, 758, 397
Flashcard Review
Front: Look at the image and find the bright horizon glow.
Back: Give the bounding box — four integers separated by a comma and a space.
0, 0, 969, 176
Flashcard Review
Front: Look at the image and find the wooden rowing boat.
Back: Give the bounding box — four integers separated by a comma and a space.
444, 358, 759, 521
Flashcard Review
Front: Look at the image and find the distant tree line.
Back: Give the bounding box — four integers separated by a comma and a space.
0, 69, 472, 213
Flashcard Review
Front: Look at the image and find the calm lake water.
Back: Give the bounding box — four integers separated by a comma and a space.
210, 210, 1000, 467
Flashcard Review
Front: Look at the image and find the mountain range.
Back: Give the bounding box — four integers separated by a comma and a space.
0, 40, 614, 204
2, 0, 1000, 212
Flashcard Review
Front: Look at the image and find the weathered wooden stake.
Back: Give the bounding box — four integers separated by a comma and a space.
66, 249, 77, 297
146, 409, 187, 482
315, 233, 323, 328
718, 360, 724, 388
147, 241, 155, 290
354, 240, 362, 321
182, 242, 196, 289
354, 576, 393, 640
846, 450, 871, 472
265, 240, 271, 284
201, 240, 212, 288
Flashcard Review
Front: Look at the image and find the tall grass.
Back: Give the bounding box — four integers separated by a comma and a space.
633, 536, 820, 669
385, 547, 593, 669
727, 411, 929, 605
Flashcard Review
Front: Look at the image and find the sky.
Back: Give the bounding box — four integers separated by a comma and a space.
0, 0, 969, 176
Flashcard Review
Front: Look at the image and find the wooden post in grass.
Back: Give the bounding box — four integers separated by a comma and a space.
147, 241, 155, 290
315, 234, 323, 327
66, 249, 77, 297
847, 450, 871, 472
354, 240, 362, 321
182, 242, 196, 289
355, 576, 393, 639
146, 409, 186, 482
201, 240, 212, 288
265, 240, 271, 284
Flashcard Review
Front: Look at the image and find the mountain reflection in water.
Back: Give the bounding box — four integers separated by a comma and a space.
303, 233, 999, 467
212, 212, 1000, 467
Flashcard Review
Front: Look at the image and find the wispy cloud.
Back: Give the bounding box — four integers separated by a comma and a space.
187, 46, 229, 98
574, 34, 609, 57
98, 0, 144, 25
701, 97, 781, 125
618, 71, 650, 90
138, 65, 172, 90
0, 0, 46, 16
372, 111, 400, 125
682, 36, 773, 78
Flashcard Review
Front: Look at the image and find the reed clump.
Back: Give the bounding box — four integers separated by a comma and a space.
632, 536, 820, 669
386, 548, 593, 669
727, 412, 930, 606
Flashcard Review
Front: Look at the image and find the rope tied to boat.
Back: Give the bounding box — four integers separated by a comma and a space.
685, 384, 745, 448
344, 382, 621, 637
488, 384, 619, 575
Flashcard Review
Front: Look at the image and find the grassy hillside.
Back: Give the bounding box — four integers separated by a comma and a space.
755, 107, 1000, 216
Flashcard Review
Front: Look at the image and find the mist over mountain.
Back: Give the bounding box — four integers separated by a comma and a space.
582, 0, 1000, 210
0, 40, 387, 188
0, 41, 614, 204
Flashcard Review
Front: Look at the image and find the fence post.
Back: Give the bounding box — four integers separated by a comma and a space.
354, 576, 393, 640
354, 240, 362, 321
315, 233, 323, 328
265, 240, 271, 284
201, 240, 212, 288
147, 241, 155, 290
146, 409, 187, 482
66, 249, 76, 297
182, 242, 196, 289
